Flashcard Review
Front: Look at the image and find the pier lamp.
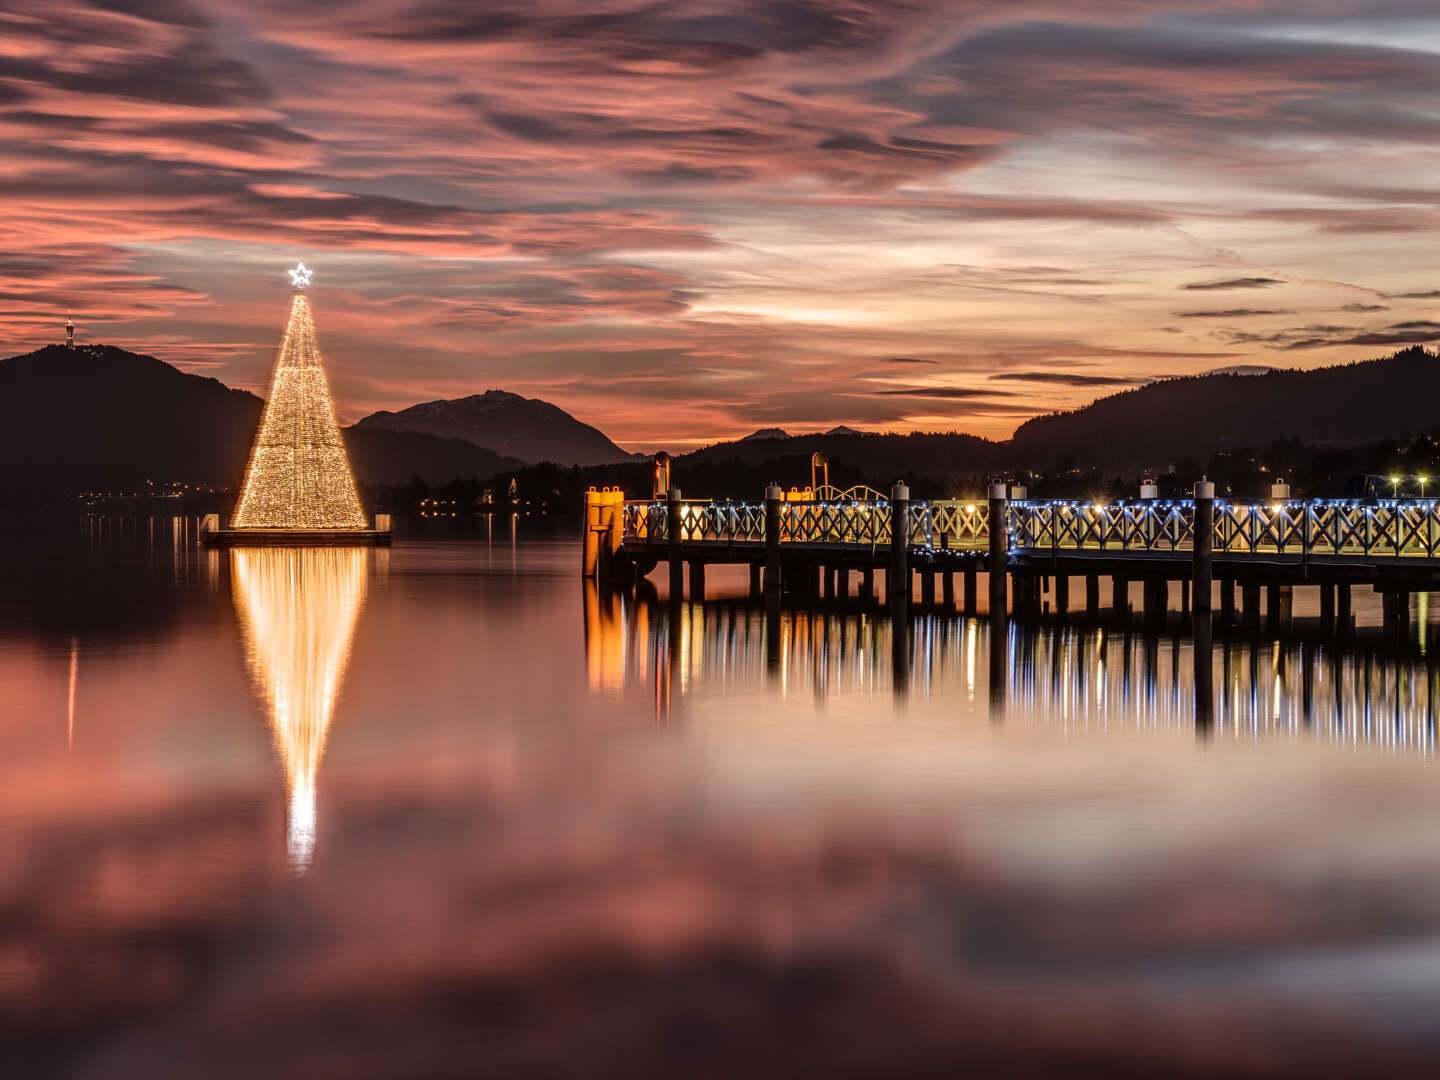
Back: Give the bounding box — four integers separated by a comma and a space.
1391, 476, 1401, 498
1420, 476, 1430, 500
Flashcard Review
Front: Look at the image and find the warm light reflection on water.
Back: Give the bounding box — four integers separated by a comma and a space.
12, 524, 1440, 1077
583, 584, 1440, 756
231, 546, 368, 870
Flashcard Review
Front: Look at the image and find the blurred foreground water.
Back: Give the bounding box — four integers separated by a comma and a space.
7, 520, 1440, 1077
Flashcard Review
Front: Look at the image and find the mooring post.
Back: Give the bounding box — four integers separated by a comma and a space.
890, 482, 910, 598
1192, 478, 1214, 612
988, 483, 1008, 615
582, 487, 601, 578
667, 487, 684, 600
603, 488, 624, 580
764, 483, 782, 596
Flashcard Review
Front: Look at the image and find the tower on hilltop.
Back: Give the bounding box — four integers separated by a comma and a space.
65, 313, 73, 349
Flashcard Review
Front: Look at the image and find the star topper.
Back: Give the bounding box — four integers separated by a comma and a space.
288, 262, 314, 289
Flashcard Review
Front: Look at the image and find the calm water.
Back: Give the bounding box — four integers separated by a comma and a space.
8, 519, 1440, 1077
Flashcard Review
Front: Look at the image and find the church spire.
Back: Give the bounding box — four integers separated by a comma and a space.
65, 313, 74, 349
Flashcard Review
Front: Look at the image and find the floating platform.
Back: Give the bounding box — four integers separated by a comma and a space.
201, 527, 391, 548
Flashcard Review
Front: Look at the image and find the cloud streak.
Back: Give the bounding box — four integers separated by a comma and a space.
3, 1, 1440, 446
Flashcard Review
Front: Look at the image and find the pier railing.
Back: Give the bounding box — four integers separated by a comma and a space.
622, 497, 1440, 560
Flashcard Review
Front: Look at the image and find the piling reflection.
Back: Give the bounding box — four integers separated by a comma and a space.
232, 547, 369, 869
583, 587, 1440, 756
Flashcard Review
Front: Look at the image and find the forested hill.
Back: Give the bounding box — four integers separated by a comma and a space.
1009, 346, 1440, 470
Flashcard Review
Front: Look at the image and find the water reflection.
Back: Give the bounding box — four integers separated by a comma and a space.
584, 586, 1439, 757
231, 546, 369, 869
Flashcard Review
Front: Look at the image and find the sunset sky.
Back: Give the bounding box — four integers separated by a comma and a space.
7, 1, 1440, 451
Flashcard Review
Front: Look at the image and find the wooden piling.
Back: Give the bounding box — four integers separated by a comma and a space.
1241, 583, 1261, 631
1192, 479, 1214, 611
667, 487, 684, 600
890, 482, 911, 598
964, 564, 978, 616
1054, 574, 1069, 618
988, 483, 1008, 615
1085, 574, 1100, 620
764, 484, 782, 596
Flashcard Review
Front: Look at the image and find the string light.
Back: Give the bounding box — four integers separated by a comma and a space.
231, 289, 368, 529
232, 546, 368, 871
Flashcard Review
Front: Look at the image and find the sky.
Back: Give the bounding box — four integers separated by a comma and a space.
6, 1, 1440, 451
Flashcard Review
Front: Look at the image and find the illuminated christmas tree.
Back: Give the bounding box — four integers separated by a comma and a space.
230, 264, 368, 529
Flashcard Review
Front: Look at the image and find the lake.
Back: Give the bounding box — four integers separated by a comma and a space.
6, 517, 1440, 1078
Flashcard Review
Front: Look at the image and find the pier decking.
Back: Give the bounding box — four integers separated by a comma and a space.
585, 482, 1440, 640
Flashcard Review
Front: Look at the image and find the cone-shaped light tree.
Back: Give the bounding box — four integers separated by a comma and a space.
231, 266, 368, 529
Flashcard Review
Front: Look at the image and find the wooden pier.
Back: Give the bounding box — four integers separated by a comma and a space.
584, 481, 1440, 642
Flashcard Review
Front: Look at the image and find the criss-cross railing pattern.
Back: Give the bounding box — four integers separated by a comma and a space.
622, 498, 1440, 560
782, 500, 888, 545
1010, 501, 1195, 552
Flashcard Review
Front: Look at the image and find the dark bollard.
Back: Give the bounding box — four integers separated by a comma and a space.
942, 568, 955, 610
1219, 577, 1235, 628
1054, 574, 1069, 619
688, 559, 706, 601
1085, 573, 1100, 620
764, 484, 782, 597
964, 564, 978, 616
988, 483, 1008, 615
1319, 583, 1335, 633
1337, 584, 1352, 637
1192, 479, 1214, 612
749, 562, 762, 599
667, 487, 684, 601
861, 566, 875, 606
1113, 574, 1129, 626
920, 570, 935, 608
890, 481, 911, 601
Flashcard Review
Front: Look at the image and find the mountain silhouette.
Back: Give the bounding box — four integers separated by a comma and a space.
353, 390, 635, 466
1010, 346, 1440, 469
0, 344, 520, 496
